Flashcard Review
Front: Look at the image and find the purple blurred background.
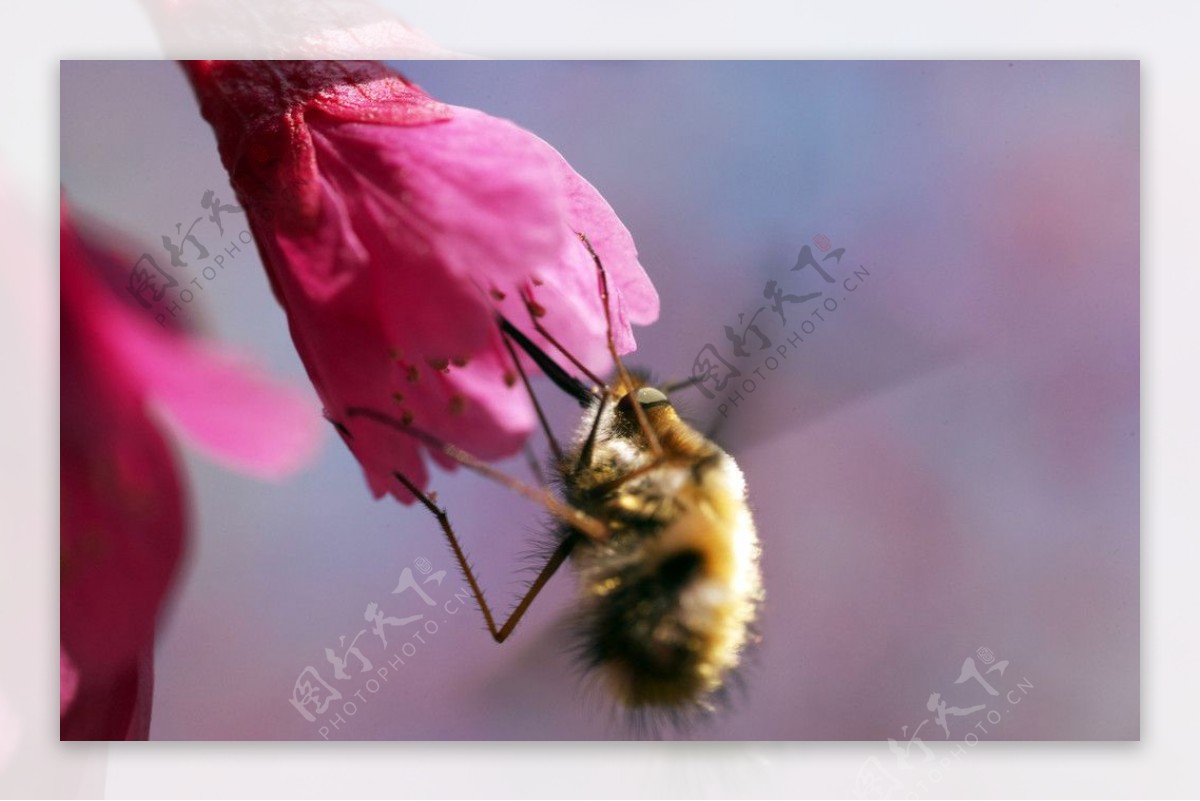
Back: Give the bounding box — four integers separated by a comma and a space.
60, 60, 1138, 740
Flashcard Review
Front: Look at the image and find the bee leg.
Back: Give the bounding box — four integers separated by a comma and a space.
393, 471, 577, 644
589, 452, 674, 497
576, 232, 663, 457
493, 532, 577, 642
524, 443, 547, 488
513, 290, 607, 391
346, 406, 608, 542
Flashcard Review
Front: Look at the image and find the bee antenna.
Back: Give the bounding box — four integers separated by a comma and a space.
576, 232, 663, 457
661, 375, 704, 394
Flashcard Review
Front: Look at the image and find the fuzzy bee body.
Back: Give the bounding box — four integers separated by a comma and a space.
349, 258, 764, 725
560, 380, 763, 712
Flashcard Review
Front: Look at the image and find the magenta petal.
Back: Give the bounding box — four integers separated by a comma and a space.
185, 62, 661, 504
78, 220, 325, 479
106, 316, 325, 481
309, 107, 574, 360
65, 199, 325, 480
335, 332, 535, 502
181, 61, 453, 231
526, 241, 614, 376
488, 125, 661, 373
61, 221, 186, 682
551, 149, 660, 327
277, 143, 498, 362
60, 345, 184, 682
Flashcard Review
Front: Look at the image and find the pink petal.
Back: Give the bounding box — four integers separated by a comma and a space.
61, 200, 323, 697
59, 346, 184, 681
330, 327, 536, 502
181, 60, 453, 232
184, 62, 660, 505
309, 107, 575, 361
462, 117, 661, 377
65, 202, 325, 480
61, 219, 186, 681
107, 320, 326, 481
552, 147, 660, 326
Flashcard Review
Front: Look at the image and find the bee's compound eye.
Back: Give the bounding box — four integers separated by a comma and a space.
635, 387, 670, 408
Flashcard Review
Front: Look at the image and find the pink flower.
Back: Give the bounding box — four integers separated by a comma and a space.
182, 60, 659, 502
60, 199, 324, 739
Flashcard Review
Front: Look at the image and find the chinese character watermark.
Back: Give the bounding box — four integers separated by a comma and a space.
123, 189, 250, 326
287, 557, 469, 739
689, 234, 873, 417
854, 646, 1034, 798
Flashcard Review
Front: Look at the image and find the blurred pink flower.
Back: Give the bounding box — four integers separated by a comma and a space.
182, 60, 659, 502
60, 200, 324, 739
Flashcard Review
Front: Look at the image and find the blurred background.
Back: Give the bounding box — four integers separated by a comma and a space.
60, 60, 1138, 741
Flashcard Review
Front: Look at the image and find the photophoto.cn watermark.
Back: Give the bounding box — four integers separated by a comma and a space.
855, 646, 1034, 799
287, 556, 471, 740
123, 188, 251, 326
688, 233, 873, 417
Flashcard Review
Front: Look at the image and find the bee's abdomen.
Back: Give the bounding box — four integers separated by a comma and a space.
577, 543, 735, 710
567, 448, 762, 716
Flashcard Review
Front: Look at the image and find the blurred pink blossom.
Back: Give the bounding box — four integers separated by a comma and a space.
182, 60, 658, 502
60, 200, 324, 739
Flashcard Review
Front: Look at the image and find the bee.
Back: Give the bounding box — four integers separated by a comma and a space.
346, 236, 763, 724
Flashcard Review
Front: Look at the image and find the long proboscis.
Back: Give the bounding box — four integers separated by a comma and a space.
497, 314, 596, 408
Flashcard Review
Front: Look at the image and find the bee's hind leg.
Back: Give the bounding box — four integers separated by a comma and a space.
392, 470, 577, 644
345, 405, 606, 542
